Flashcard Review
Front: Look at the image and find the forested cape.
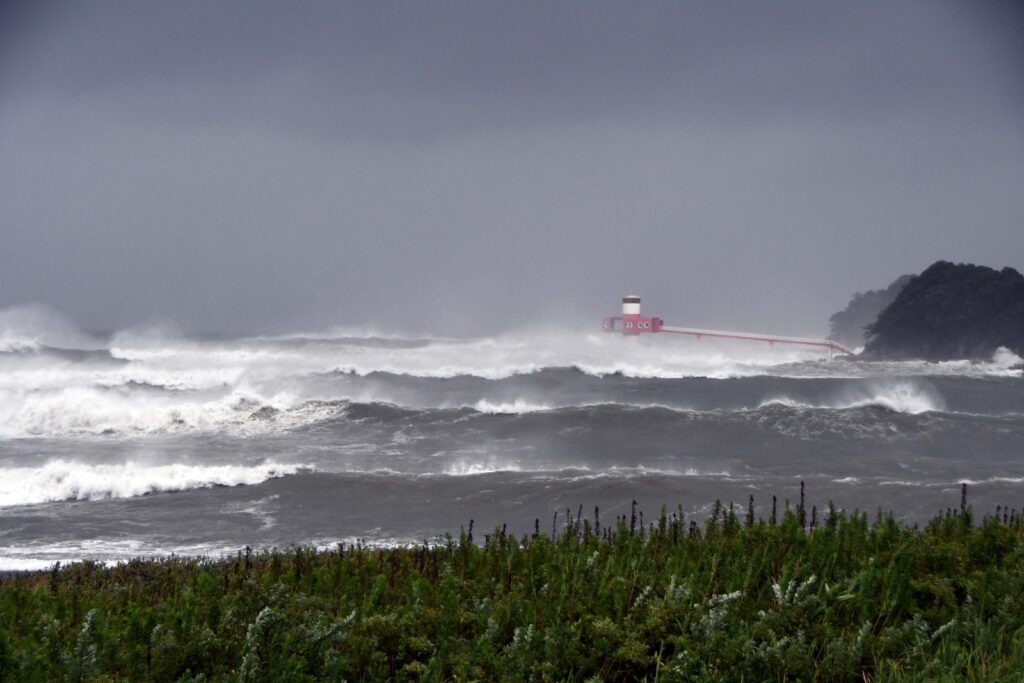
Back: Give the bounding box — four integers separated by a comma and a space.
827, 274, 913, 349
827, 261, 1024, 361
862, 261, 1024, 361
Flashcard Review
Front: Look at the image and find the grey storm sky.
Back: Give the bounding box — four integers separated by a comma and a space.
2, 1, 1023, 337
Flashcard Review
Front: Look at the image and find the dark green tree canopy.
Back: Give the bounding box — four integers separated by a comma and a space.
864, 261, 1024, 361
827, 274, 912, 349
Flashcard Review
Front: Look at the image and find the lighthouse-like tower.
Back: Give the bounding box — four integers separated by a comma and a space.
620, 295, 644, 335
603, 294, 663, 335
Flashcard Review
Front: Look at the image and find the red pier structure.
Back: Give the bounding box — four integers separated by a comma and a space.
603, 295, 855, 359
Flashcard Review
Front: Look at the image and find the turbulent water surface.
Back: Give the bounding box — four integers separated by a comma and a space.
2, 325, 1022, 570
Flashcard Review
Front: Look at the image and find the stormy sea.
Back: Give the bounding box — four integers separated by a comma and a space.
2, 326, 1023, 570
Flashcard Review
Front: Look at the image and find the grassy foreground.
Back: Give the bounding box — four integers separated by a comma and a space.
1, 502, 1023, 682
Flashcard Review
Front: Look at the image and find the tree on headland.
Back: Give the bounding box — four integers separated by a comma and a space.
864, 261, 1024, 361
827, 274, 913, 349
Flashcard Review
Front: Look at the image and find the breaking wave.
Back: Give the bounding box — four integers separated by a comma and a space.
0, 387, 348, 438
1, 306, 1020, 438
760, 380, 946, 414
443, 459, 525, 476
0, 460, 307, 508
0, 382, 974, 439
470, 399, 555, 414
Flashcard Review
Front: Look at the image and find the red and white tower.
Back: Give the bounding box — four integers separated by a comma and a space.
603, 295, 663, 336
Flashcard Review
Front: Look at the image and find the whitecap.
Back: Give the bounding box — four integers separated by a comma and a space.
0, 460, 308, 508
759, 379, 945, 415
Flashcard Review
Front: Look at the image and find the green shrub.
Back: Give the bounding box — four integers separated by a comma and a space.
1, 505, 1022, 681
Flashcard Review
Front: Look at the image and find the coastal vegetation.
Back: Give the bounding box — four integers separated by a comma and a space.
1, 493, 1023, 681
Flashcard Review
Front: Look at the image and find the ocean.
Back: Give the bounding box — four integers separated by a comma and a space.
1, 328, 1022, 570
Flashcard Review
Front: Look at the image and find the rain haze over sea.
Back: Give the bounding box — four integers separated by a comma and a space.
2, 2, 1023, 568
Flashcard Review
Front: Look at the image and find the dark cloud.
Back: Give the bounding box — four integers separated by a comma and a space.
1, 1, 1022, 335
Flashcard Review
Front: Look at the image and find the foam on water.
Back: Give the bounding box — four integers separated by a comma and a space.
958, 476, 1024, 485
0, 383, 361, 438
0, 307, 1020, 438
470, 399, 555, 414
0, 460, 307, 507
444, 459, 524, 476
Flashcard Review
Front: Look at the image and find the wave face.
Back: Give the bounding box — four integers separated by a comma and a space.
0, 322, 1020, 439
1, 312, 1022, 566
758, 379, 947, 414
0, 460, 304, 507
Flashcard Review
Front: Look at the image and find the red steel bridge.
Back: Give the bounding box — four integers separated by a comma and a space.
603, 295, 855, 359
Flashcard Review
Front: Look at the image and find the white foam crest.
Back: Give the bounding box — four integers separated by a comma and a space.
0, 459, 306, 508
0, 385, 334, 438
760, 379, 946, 415
443, 459, 523, 476
315, 332, 818, 380
845, 387, 944, 414
991, 346, 1023, 368
610, 465, 732, 477
1, 318, 1018, 439
0, 362, 245, 393
462, 399, 664, 415
849, 347, 1024, 379
957, 476, 1024, 485
470, 399, 554, 414
0, 327, 820, 438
